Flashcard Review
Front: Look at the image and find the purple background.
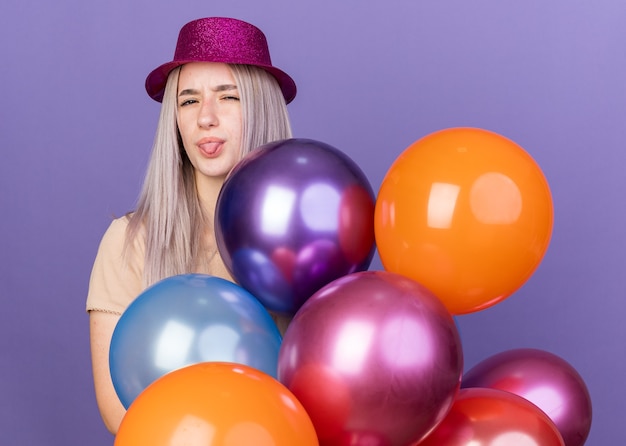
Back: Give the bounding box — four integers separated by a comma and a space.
1, 0, 623, 444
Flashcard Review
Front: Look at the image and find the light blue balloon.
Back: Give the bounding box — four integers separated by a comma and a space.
110, 274, 282, 408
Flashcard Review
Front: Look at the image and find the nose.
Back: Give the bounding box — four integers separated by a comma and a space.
197, 101, 218, 128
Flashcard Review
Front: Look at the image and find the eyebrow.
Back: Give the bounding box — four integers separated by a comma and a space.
178, 84, 238, 97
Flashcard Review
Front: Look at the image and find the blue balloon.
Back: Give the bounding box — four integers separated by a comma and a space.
215, 138, 376, 316
109, 274, 282, 409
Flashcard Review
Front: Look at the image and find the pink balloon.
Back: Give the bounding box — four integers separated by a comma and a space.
278, 271, 463, 446
462, 348, 592, 446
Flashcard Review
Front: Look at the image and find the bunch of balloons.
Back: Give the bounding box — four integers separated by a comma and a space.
369, 128, 590, 445
110, 138, 378, 445
108, 132, 591, 446
110, 275, 319, 445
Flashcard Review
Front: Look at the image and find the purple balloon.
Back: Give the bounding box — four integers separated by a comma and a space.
278, 271, 463, 446
215, 138, 376, 315
462, 348, 592, 446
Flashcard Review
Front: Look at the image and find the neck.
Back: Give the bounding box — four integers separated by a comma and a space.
195, 172, 227, 219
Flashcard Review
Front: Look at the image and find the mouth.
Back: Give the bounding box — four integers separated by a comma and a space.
197, 138, 224, 158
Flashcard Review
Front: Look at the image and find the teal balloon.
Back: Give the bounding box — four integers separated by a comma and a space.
110, 274, 282, 408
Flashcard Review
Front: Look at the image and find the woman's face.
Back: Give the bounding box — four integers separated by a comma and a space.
177, 62, 242, 181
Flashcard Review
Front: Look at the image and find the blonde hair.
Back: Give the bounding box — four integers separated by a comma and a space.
126, 64, 292, 287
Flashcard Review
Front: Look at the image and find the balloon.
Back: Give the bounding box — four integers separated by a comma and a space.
109, 274, 281, 408
278, 271, 463, 446
375, 127, 553, 314
418, 388, 565, 445
462, 348, 592, 446
215, 138, 376, 316
115, 362, 319, 446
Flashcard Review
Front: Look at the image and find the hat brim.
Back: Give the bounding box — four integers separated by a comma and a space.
145, 60, 297, 104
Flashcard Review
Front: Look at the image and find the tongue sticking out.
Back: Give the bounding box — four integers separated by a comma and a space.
199, 142, 222, 157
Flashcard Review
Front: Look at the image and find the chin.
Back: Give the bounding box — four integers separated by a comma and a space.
196, 166, 231, 182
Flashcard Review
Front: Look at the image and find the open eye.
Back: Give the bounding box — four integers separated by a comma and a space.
179, 98, 198, 107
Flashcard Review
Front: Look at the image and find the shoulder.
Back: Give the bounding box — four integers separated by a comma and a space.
100, 216, 130, 245
94, 216, 131, 261
98, 214, 145, 254
91, 214, 148, 282
87, 215, 145, 314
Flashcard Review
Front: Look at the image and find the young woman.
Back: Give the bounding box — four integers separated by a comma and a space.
86, 17, 297, 434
